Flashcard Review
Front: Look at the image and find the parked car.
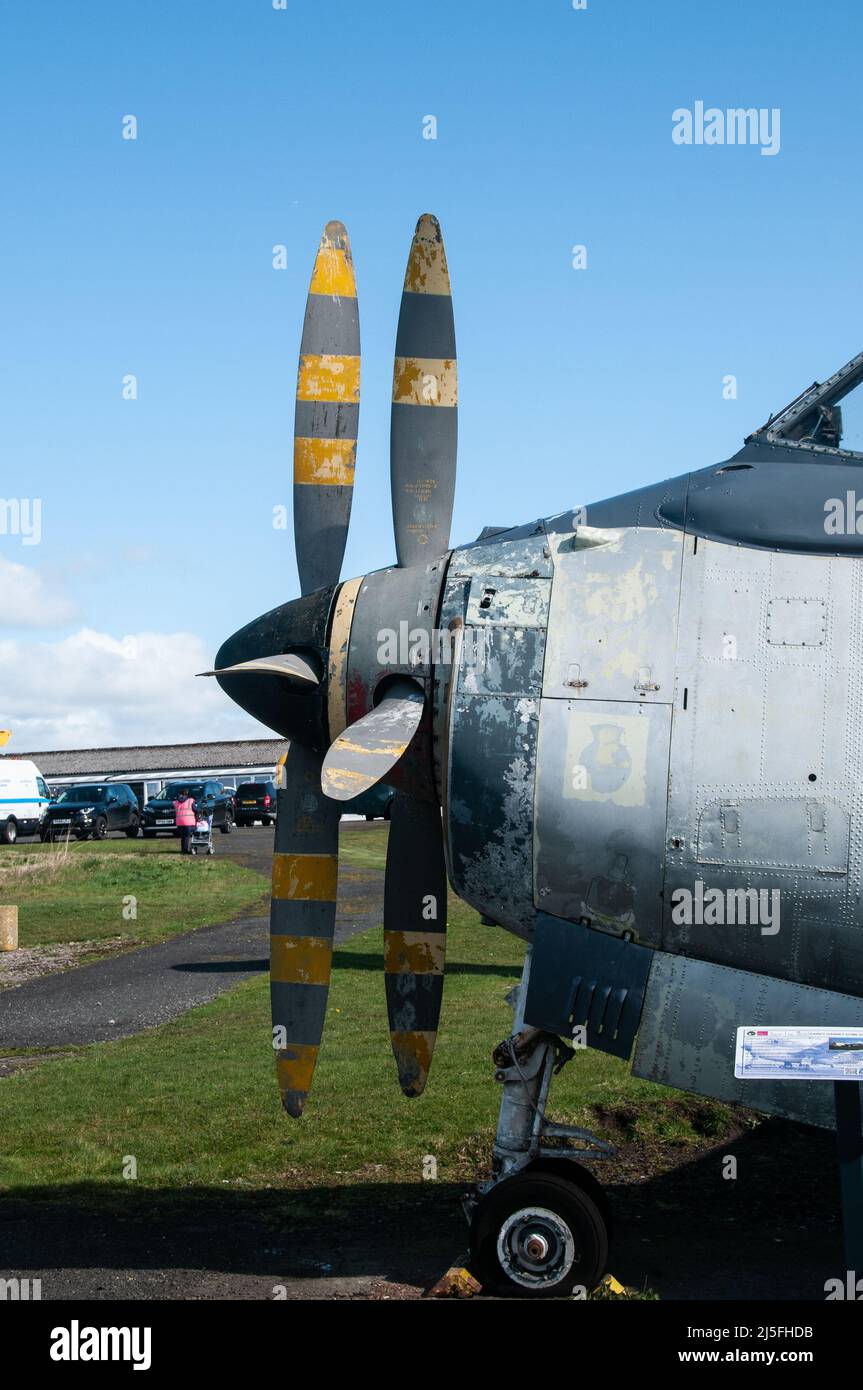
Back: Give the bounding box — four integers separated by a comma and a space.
346, 783, 394, 821
43, 783, 141, 841
234, 781, 277, 826
142, 780, 235, 838
0, 758, 52, 844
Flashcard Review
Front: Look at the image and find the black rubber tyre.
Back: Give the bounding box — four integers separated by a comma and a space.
470, 1170, 609, 1297
1, 818, 18, 846
220, 811, 234, 835
93, 816, 108, 841
125, 818, 140, 838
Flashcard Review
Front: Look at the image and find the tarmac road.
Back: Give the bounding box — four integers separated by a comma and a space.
0, 825, 384, 1049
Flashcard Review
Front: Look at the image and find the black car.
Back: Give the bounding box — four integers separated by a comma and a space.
43, 783, 141, 841
234, 781, 277, 827
142, 780, 235, 838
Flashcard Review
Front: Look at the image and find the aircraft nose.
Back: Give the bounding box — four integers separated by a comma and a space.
212, 585, 336, 750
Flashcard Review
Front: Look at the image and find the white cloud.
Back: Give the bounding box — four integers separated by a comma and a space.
0, 555, 77, 628
0, 627, 270, 751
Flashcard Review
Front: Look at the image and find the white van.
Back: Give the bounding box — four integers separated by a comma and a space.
0, 758, 52, 844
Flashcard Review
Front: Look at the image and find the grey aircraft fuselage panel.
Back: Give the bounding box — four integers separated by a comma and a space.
441, 442, 863, 1125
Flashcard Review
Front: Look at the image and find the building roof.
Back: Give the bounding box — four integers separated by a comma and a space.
2, 739, 286, 778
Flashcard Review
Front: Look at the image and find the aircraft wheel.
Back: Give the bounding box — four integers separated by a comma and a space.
470, 1169, 608, 1297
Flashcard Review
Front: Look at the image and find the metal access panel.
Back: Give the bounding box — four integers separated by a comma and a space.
542, 524, 684, 703
524, 913, 652, 1059
663, 537, 863, 996
534, 697, 671, 946
633, 951, 863, 1129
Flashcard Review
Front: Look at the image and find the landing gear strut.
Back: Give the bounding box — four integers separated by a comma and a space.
467, 948, 614, 1296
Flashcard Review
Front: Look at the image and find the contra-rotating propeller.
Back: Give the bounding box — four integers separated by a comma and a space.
324, 212, 457, 1098
207, 214, 458, 1111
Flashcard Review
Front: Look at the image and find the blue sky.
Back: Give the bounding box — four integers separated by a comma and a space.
2, 0, 862, 747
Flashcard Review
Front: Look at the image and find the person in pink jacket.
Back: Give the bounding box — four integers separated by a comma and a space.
173, 789, 197, 855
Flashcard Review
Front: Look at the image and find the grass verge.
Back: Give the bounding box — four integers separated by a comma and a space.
0, 839, 268, 948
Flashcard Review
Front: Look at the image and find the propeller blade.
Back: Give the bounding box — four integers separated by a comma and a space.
384, 792, 447, 1097
320, 679, 425, 801
390, 213, 457, 567
197, 653, 319, 686
294, 220, 360, 596
270, 740, 340, 1118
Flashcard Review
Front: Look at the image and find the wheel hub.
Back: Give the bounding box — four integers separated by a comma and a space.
496, 1205, 576, 1290
524, 1233, 549, 1261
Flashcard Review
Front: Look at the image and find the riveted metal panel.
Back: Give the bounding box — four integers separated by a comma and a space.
447, 692, 539, 940
663, 536, 863, 996
459, 627, 546, 698
533, 697, 671, 945
434, 531, 552, 795
632, 951, 863, 1129
542, 524, 684, 703
658, 453, 863, 556
448, 532, 553, 580
466, 575, 551, 628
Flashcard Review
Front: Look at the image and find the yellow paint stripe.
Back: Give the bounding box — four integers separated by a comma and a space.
327, 575, 363, 746
390, 1030, 437, 1095
297, 354, 360, 404
384, 931, 446, 975
323, 767, 369, 784
309, 242, 357, 299
271, 934, 333, 985
334, 735, 410, 759
272, 853, 338, 902
276, 1045, 319, 1099
403, 217, 452, 295
294, 436, 357, 487
392, 356, 457, 407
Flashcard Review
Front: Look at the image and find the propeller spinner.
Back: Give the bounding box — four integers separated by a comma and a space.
210, 214, 457, 1113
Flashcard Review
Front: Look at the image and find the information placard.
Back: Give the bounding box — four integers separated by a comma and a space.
735, 1026, 863, 1080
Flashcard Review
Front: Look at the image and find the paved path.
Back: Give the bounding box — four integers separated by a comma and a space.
0, 842, 384, 1049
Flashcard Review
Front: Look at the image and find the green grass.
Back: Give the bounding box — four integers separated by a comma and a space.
0, 889, 729, 1206
0, 823, 737, 1207
335, 823, 390, 870
0, 840, 268, 948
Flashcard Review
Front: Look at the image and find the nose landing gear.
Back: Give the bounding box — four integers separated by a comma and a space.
466, 949, 614, 1297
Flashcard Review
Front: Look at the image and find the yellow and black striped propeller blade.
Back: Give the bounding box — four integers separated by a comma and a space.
270, 739, 340, 1118
384, 793, 447, 1096
294, 221, 359, 596
390, 213, 457, 567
